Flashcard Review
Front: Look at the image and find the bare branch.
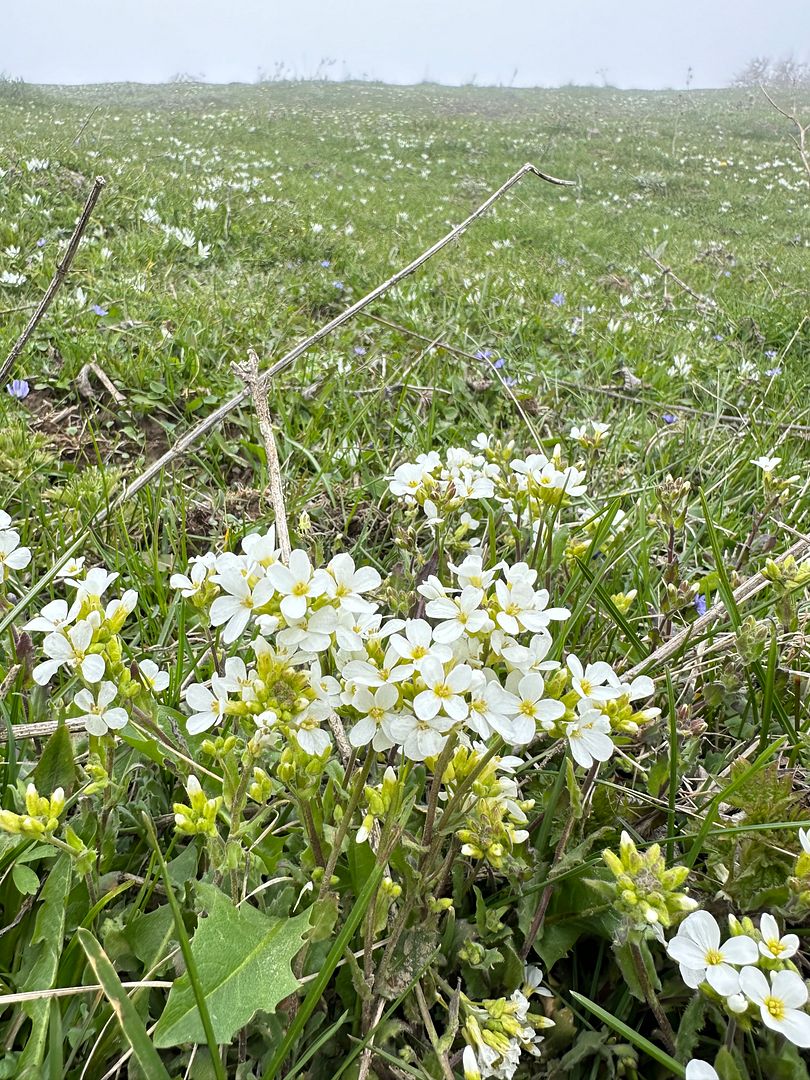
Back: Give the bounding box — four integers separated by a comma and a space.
0, 175, 106, 384
232, 347, 292, 561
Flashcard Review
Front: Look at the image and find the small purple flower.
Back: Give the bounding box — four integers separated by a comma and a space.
353, 346, 367, 356
332, 280, 344, 291
493, 357, 506, 370
320, 259, 331, 268
6, 378, 30, 400
764, 350, 777, 359
556, 257, 568, 267
550, 292, 565, 307
474, 349, 494, 360
713, 334, 724, 341
694, 594, 707, 616
36, 237, 46, 248
91, 304, 108, 317
504, 375, 519, 387
663, 413, 677, 424
765, 367, 782, 377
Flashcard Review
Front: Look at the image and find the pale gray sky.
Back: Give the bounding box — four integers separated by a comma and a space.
9, 0, 810, 88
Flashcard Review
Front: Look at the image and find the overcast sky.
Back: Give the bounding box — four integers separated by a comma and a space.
6, 0, 810, 89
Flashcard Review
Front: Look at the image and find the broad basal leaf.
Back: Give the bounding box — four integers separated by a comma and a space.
153, 882, 311, 1048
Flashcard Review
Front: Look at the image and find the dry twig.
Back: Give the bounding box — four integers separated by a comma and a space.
0, 176, 106, 384
232, 347, 292, 560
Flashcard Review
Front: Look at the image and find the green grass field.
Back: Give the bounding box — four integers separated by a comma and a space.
0, 81, 809, 1079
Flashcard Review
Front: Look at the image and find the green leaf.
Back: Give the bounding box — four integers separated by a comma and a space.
675, 993, 707, 1061
77, 928, 171, 1080
32, 723, 78, 796
12, 862, 39, 895
714, 1045, 748, 1080
16, 855, 72, 1078
153, 883, 311, 1047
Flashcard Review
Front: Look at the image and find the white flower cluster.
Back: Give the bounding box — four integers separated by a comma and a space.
461, 965, 554, 1080
173, 529, 658, 768
0, 510, 31, 583
667, 909, 810, 1047
23, 558, 168, 737
388, 433, 587, 535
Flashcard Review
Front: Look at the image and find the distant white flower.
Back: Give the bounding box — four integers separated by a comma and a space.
170, 553, 216, 598
800, 828, 810, 855
55, 555, 86, 579
668, 353, 692, 377
739, 966, 810, 1047
751, 454, 780, 473
758, 912, 799, 960
33, 620, 105, 685
666, 911, 757, 994
74, 682, 129, 736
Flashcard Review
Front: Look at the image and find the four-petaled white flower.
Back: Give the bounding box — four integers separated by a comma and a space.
505, 673, 565, 739
565, 707, 615, 768
566, 654, 619, 701
739, 966, 810, 1047
385, 709, 455, 761
758, 912, 799, 961
666, 911, 758, 995
349, 683, 399, 749
138, 659, 170, 693
414, 658, 472, 722
426, 585, 492, 643
267, 549, 329, 622
24, 598, 76, 634
184, 679, 231, 734
751, 455, 780, 473
0, 529, 31, 581
74, 682, 129, 736
209, 568, 275, 643
33, 620, 106, 685
325, 553, 381, 612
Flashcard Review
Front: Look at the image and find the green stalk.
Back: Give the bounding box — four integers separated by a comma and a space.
143, 813, 226, 1080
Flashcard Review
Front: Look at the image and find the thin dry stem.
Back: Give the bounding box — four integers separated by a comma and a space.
0, 176, 106, 384
233, 347, 292, 560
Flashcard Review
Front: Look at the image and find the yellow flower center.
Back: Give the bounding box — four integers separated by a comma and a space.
411, 645, 428, 659
519, 701, 537, 717
705, 949, 724, 966
292, 582, 309, 596
433, 682, 452, 700
766, 939, 785, 956
764, 995, 786, 1021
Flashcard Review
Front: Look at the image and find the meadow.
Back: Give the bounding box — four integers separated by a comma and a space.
0, 79, 809, 1079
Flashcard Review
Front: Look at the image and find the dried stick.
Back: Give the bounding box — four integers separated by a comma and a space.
0, 175, 106, 384
0, 162, 572, 636
642, 249, 717, 309
232, 347, 292, 561
622, 535, 810, 681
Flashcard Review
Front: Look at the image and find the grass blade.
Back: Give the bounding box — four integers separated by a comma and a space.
570, 991, 685, 1076
76, 928, 171, 1080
